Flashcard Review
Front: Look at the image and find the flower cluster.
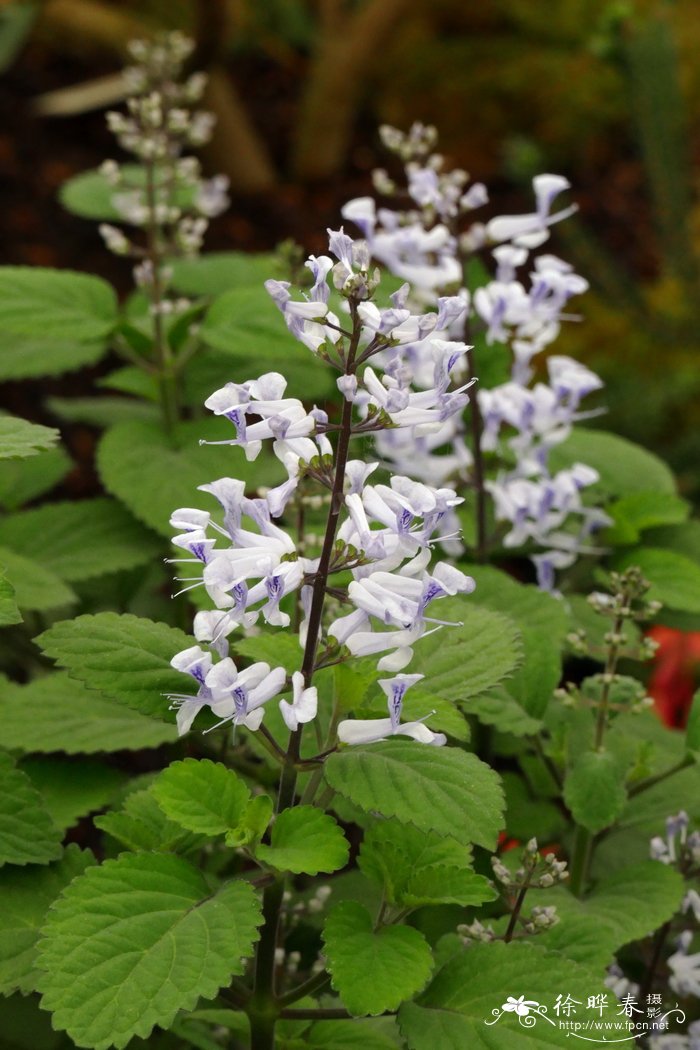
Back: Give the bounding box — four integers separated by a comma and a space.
340, 122, 607, 589
98, 32, 229, 307
168, 226, 475, 745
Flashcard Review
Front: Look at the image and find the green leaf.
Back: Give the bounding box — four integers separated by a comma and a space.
200, 287, 334, 400
152, 758, 250, 837
37, 612, 193, 719
37, 853, 263, 1050
0, 445, 71, 510
98, 418, 284, 537
0, 845, 94, 996
305, 1019, 401, 1049
541, 861, 685, 968
611, 546, 700, 614
603, 490, 690, 544
59, 166, 196, 222
46, 395, 159, 428
398, 941, 633, 1050
226, 794, 274, 848
0, 567, 21, 625
256, 806, 349, 875
465, 689, 543, 736
20, 758, 126, 831
466, 565, 570, 717
0, 333, 106, 380
325, 741, 504, 849
644, 521, 700, 563
0, 498, 161, 582
323, 901, 433, 1016
550, 427, 676, 497
564, 750, 627, 833
0, 673, 178, 753
687, 691, 700, 753
0, 267, 117, 342
95, 788, 207, 855
407, 601, 523, 703
0, 415, 59, 460
0, 547, 76, 612
359, 822, 494, 908
0, 751, 62, 866
169, 251, 277, 296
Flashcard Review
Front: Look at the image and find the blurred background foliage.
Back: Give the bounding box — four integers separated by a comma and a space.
1, 0, 699, 501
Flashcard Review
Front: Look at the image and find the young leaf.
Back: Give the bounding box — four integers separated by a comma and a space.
0, 845, 94, 996
0, 267, 117, 342
0, 499, 161, 582
359, 823, 494, 908
37, 612, 193, 719
0, 546, 76, 612
152, 758, 250, 837
323, 901, 433, 1016
95, 789, 207, 855
98, 418, 284, 537
0, 751, 63, 867
37, 853, 263, 1050
564, 750, 627, 833
0, 673, 179, 754
0, 415, 59, 460
611, 547, 700, 614
20, 758, 126, 832
256, 806, 349, 875
324, 741, 504, 849
398, 941, 628, 1050
407, 602, 523, 702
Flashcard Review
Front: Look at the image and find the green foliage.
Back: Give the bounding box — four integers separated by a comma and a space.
397, 941, 631, 1049
256, 806, 349, 875
611, 546, 700, 613
36, 853, 263, 1049
550, 427, 676, 497
98, 418, 283, 537
0, 546, 76, 612
541, 861, 685, 967
20, 757, 125, 831
169, 251, 277, 297
323, 901, 433, 1016
407, 602, 523, 703
325, 741, 504, 849
37, 612, 193, 720
0, 499, 161, 582
0, 445, 71, 510
0, 335, 107, 381
0, 673, 179, 754
0, 569, 21, 626
95, 789, 207, 855
0, 415, 60, 460
687, 691, 700, 753
0, 751, 63, 867
359, 822, 495, 908
152, 757, 251, 837
603, 490, 690, 544
0, 267, 117, 343
0, 845, 94, 996
564, 750, 627, 833
59, 166, 196, 223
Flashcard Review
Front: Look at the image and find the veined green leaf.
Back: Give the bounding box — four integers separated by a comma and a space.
0, 267, 117, 342
0, 751, 62, 867
0, 415, 60, 460
152, 758, 251, 837
256, 806, 349, 875
37, 853, 263, 1050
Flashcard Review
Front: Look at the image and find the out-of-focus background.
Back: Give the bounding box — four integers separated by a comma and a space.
1, 0, 699, 504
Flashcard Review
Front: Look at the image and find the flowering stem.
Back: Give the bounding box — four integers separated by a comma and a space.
144, 158, 180, 436
568, 825, 593, 898
463, 315, 487, 562
504, 862, 535, 942
249, 300, 361, 1048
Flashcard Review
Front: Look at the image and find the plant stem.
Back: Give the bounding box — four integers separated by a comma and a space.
569, 825, 593, 898
628, 755, 694, 797
594, 606, 627, 750
278, 969, 331, 1007
504, 863, 534, 942
639, 920, 672, 1006
144, 158, 179, 435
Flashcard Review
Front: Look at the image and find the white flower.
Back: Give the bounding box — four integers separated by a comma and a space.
279, 671, 318, 731
205, 658, 287, 731
337, 672, 445, 746
668, 932, 700, 998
